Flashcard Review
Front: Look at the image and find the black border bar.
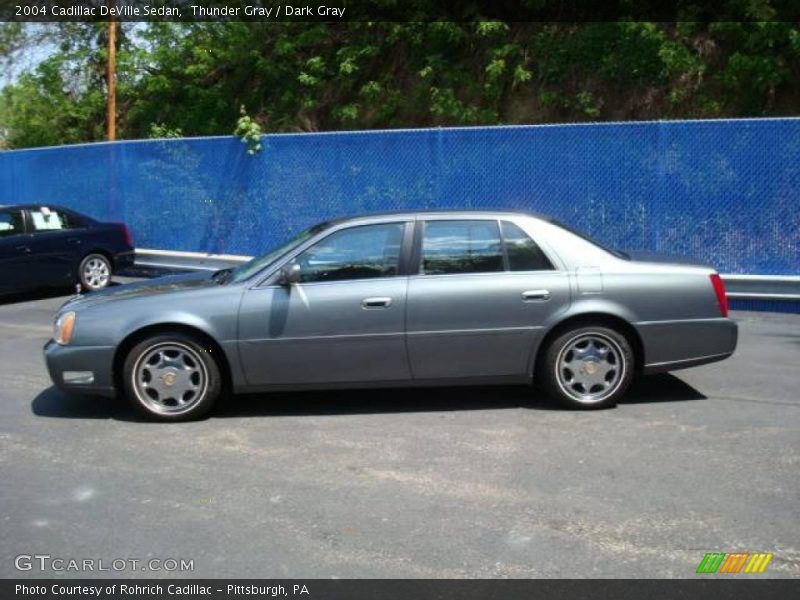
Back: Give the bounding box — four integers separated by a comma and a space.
4, 579, 800, 600
3, 0, 800, 22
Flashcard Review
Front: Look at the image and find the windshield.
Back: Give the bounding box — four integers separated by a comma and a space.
549, 219, 630, 260
229, 222, 331, 283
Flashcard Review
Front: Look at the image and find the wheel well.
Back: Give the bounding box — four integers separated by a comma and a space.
80, 249, 114, 270
534, 313, 645, 378
112, 324, 232, 395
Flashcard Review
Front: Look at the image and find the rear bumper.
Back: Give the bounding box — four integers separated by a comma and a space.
637, 317, 738, 374
43, 339, 117, 397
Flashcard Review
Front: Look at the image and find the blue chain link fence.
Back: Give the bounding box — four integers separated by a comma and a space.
1, 118, 798, 275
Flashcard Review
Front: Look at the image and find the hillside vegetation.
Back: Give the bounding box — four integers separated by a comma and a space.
1, 15, 798, 148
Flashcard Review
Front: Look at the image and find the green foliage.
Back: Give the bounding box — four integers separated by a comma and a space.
0, 12, 798, 149
233, 106, 263, 155
148, 123, 183, 139
0, 60, 105, 148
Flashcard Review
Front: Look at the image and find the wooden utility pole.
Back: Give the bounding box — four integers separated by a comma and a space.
107, 18, 117, 141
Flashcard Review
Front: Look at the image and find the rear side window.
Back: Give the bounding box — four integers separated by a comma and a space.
0, 209, 25, 237
421, 220, 504, 275
29, 207, 75, 232
501, 221, 554, 271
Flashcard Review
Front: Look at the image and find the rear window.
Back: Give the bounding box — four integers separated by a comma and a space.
29, 207, 77, 231
549, 218, 629, 259
501, 221, 554, 271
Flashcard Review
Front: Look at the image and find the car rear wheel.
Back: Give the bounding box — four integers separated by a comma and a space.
79, 253, 112, 291
540, 325, 634, 409
123, 333, 221, 421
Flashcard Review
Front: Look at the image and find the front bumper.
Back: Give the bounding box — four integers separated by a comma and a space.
43, 339, 117, 397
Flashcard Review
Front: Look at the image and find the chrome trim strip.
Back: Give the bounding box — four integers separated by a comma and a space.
408, 326, 540, 337
242, 332, 406, 344
634, 317, 731, 326
242, 326, 540, 344
644, 352, 733, 369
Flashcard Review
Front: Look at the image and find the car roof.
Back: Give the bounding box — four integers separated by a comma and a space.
1, 205, 548, 227
1, 203, 74, 212
333, 208, 550, 222
1, 206, 543, 217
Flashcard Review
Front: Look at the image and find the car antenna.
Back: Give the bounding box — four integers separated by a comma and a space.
75, 283, 82, 297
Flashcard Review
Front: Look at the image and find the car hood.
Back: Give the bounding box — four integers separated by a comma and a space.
624, 251, 713, 269
62, 271, 216, 311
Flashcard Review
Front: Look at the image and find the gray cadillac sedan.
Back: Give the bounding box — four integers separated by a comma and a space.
44, 211, 737, 421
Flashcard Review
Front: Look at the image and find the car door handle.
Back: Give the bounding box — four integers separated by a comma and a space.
15, 245, 31, 253
522, 289, 551, 302
67, 237, 82, 245
362, 297, 393, 309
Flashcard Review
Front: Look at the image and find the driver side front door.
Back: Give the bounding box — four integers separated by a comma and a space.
237, 221, 412, 387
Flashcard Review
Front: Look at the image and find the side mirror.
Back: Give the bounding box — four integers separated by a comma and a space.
278, 262, 301, 286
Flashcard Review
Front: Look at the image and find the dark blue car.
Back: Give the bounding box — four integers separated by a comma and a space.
0, 204, 134, 294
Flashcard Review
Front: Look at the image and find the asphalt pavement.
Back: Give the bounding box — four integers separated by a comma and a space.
1, 280, 798, 578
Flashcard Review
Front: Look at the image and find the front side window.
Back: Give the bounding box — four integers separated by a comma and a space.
29, 207, 74, 232
421, 220, 504, 275
502, 221, 554, 271
231, 224, 327, 283
0, 209, 25, 238
296, 222, 405, 283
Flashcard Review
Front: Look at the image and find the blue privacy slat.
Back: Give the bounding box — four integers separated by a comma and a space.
0, 118, 797, 275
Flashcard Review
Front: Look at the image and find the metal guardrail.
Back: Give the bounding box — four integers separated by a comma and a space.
721, 274, 800, 302
134, 248, 249, 272
134, 249, 800, 302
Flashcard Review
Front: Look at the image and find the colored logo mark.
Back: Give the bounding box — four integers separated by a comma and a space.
696, 552, 773, 574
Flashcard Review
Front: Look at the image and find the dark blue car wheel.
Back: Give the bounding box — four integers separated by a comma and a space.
79, 253, 112, 291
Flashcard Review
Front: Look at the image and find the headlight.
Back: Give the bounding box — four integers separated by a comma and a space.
54, 312, 76, 345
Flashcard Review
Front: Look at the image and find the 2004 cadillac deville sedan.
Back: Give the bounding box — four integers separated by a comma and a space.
45, 211, 737, 421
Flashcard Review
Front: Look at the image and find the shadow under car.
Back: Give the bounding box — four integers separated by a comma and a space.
32, 374, 706, 422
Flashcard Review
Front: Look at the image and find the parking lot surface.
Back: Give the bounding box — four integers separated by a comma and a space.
1, 282, 798, 578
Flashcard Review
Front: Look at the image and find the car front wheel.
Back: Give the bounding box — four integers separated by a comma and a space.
123, 333, 221, 421
79, 253, 112, 291
540, 325, 634, 409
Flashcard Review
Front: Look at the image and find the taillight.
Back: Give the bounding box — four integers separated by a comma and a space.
119, 223, 133, 247
710, 273, 728, 317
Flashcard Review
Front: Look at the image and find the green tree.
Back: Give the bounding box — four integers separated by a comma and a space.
1, 10, 798, 149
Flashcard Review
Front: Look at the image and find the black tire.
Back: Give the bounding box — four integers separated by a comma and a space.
123, 333, 221, 421
540, 325, 634, 410
78, 253, 112, 291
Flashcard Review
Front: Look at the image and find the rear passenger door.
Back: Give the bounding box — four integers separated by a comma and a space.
406, 218, 571, 380
25, 206, 84, 286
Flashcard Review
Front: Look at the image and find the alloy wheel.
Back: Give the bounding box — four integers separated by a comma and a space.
131, 342, 209, 416
555, 332, 626, 404
82, 257, 110, 290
